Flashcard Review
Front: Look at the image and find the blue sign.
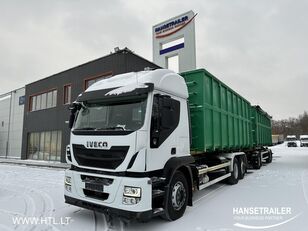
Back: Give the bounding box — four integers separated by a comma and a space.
19, 95, 25, 105
160, 43, 185, 55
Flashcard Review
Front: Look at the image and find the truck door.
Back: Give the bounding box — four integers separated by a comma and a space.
146, 93, 181, 171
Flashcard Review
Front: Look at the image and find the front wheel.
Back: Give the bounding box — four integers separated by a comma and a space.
163, 171, 188, 221
266, 150, 273, 163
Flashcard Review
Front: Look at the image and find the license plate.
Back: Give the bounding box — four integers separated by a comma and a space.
85, 182, 104, 192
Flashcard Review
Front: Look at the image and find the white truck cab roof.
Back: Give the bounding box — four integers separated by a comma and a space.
84, 69, 189, 99
287, 135, 296, 139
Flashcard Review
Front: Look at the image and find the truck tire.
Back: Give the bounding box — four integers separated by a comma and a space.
238, 156, 246, 180
163, 171, 188, 221
227, 158, 240, 185
253, 153, 262, 169
266, 150, 272, 163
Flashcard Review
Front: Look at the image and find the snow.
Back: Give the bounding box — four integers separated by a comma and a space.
0, 143, 307, 230
86, 72, 141, 92
105, 83, 149, 96
84, 69, 189, 99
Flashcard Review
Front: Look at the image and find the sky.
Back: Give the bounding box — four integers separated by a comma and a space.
0, 0, 307, 120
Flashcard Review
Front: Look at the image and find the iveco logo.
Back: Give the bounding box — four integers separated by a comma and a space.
86, 141, 108, 148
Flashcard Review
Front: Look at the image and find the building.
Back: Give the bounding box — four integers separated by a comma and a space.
0, 87, 25, 159
21, 48, 160, 162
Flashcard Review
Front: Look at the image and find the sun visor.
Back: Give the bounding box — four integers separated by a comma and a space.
77, 83, 154, 103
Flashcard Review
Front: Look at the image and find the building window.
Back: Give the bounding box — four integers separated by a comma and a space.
52, 90, 57, 107
85, 72, 112, 89
27, 130, 62, 161
29, 89, 57, 112
64, 84, 72, 104
47, 91, 52, 108
41, 93, 47, 110
36, 94, 41, 111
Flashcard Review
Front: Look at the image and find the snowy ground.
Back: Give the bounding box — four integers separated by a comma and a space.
0, 143, 307, 231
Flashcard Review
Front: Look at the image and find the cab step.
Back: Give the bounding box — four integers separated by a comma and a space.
153, 208, 164, 216
151, 177, 166, 187
152, 189, 165, 198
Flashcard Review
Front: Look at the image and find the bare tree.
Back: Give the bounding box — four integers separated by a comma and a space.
272, 111, 308, 138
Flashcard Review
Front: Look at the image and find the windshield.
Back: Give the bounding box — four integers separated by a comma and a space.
74, 98, 147, 131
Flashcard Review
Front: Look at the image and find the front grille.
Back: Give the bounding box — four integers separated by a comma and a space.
81, 175, 113, 186
72, 144, 129, 169
83, 189, 109, 201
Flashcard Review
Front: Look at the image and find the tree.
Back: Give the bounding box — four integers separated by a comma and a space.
272, 111, 308, 138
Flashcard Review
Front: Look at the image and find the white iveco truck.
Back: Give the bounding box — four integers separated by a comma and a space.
64, 69, 272, 221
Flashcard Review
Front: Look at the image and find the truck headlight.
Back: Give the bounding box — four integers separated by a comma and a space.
122, 196, 140, 205
65, 184, 72, 192
65, 176, 72, 185
123, 186, 141, 197
66, 145, 72, 163
65, 176, 72, 192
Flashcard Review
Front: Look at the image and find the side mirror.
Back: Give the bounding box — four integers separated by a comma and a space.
150, 95, 160, 148
69, 113, 75, 129
68, 103, 79, 129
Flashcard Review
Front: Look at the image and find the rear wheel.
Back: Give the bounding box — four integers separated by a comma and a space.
163, 171, 188, 221
253, 153, 262, 169
227, 158, 240, 185
238, 156, 246, 179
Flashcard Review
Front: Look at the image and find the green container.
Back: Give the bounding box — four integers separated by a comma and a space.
251, 106, 272, 147
181, 69, 252, 154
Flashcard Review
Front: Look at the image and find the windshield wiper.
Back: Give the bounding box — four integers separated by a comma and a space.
74, 127, 95, 130
96, 127, 125, 131
75, 126, 131, 131
96, 126, 125, 131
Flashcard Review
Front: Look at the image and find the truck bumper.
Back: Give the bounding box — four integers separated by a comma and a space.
64, 169, 153, 221
65, 195, 152, 221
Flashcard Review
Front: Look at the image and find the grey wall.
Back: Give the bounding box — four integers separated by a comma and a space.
21, 49, 160, 162
0, 87, 25, 158
0, 93, 11, 157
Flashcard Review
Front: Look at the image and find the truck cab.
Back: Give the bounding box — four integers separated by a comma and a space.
286, 135, 297, 147
64, 69, 192, 220
300, 135, 308, 147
